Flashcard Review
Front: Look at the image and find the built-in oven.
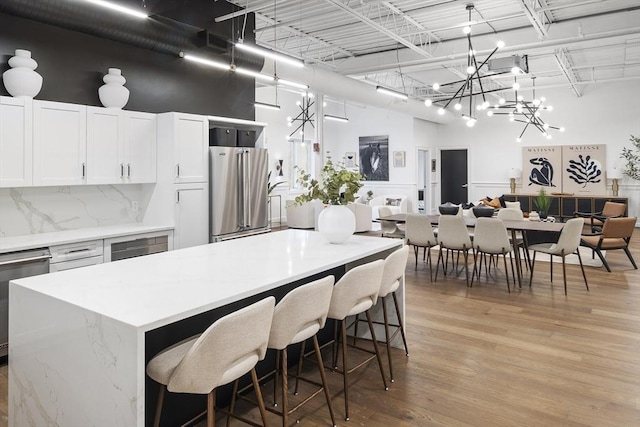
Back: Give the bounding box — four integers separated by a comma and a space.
0, 248, 51, 358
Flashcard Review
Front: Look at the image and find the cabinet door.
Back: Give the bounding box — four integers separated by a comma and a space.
0, 97, 32, 187
33, 100, 87, 186
174, 115, 208, 183
175, 184, 208, 249
124, 111, 156, 183
86, 107, 123, 184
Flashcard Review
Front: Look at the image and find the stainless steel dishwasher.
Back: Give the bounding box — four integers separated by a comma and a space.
0, 248, 51, 358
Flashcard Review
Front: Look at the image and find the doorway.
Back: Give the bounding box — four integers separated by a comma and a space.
440, 149, 468, 204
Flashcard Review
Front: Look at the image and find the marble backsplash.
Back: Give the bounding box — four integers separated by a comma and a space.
0, 185, 147, 238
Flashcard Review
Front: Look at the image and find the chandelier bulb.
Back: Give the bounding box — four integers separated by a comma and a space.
482, 101, 490, 109
540, 96, 546, 102
467, 66, 476, 74
454, 103, 462, 110
499, 98, 506, 105
476, 104, 482, 111
517, 95, 524, 101
547, 105, 554, 111
513, 82, 520, 90
463, 26, 471, 35
516, 137, 522, 143
466, 119, 476, 127
432, 83, 440, 91
543, 123, 549, 129
509, 117, 515, 122
487, 110, 494, 117
534, 111, 541, 117
560, 127, 565, 132
437, 107, 445, 115
497, 40, 505, 48
296, 101, 301, 106
424, 99, 433, 107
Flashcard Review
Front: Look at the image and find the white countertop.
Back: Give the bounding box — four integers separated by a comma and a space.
11, 230, 401, 331
0, 224, 174, 254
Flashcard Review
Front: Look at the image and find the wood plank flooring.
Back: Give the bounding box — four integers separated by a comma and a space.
1, 229, 638, 426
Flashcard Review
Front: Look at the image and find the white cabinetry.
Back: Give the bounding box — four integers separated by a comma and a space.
174, 183, 208, 249
86, 107, 156, 184
33, 100, 87, 186
173, 113, 208, 183
0, 97, 32, 188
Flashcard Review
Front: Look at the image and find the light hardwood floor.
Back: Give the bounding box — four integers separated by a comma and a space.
1, 229, 638, 426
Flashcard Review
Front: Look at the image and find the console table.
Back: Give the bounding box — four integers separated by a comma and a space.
503, 194, 628, 222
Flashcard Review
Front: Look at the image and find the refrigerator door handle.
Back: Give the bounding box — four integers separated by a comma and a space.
237, 150, 244, 228
244, 150, 251, 228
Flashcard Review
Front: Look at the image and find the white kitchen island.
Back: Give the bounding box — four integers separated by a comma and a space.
9, 230, 402, 427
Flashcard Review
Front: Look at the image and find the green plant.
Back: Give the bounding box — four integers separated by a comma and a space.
267, 171, 286, 195
294, 155, 364, 205
620, 134, 640, 180
534, 187, 551, 212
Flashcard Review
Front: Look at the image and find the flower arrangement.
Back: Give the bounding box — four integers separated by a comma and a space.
294, 155, 363, 205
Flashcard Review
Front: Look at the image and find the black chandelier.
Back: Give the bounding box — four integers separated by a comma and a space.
286, 94, 315, 140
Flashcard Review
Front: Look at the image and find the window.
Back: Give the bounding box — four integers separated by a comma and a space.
290, 139, 313, 189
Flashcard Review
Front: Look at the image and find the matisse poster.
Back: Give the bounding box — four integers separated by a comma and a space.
522, 145, 563, 194
562, 144, 606, 195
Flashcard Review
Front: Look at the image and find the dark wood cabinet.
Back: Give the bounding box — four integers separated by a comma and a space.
503, 194, 628, 222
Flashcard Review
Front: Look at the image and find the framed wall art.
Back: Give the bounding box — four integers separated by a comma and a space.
393, 151, 406, 167
359, 135, 389, 181
562, 144, 606, 195
522, 145, 563, 194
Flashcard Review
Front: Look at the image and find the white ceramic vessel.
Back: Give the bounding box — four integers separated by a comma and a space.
317, 204, 356, 244
98, 68, 130, 109
2, 49, 43, 98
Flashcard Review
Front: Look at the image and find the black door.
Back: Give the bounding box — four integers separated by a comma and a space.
441, 149, 468, 204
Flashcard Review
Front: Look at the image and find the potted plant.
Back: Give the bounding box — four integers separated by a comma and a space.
534, 187, 552, 219
366, 190, 374, 201
295, 155, 364, 243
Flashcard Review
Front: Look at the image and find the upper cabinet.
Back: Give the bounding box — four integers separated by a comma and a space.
86, 107, 156, 184
33, 100, 87, 186
173, 113, 208, 183
0, 97, 32, 188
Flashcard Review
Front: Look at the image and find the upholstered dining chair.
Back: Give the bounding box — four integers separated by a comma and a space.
528, 218, 589, 295
471, 218, 516, 293
379, 206, 405, 239
580, 217, 637, 272
497, 207, 531, 270
146, 297, 275, 427
434, 215, 473, 286
405, 213, 438, 278
575, 201, 626, 233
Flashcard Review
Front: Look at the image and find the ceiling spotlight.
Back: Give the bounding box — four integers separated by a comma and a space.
424, 99, 433, 107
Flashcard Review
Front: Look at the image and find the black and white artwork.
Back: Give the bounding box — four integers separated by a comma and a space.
522, 146, 562, 194
562, 144, 606, 195
359, 135, 389, 181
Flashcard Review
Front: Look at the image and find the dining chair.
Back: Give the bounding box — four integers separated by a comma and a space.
434, 215, 473, 286
379, 206, 405, 238
574, 201, 626, 233
580, 217, 637, 272
528, 218, 589, 295
471, 218, 516, 293
497, 207, 531, 270
405, 213, 438, 279
146, 297, 275, 427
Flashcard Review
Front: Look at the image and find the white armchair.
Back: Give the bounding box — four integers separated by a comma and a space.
285, 200, 317, 229
347, 202, 373, 233
369, 195, 409, 221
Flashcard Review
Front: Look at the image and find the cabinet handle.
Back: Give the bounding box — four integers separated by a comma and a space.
82, 163, 86, 178
127, 163, 131, 178
120, 163, 125, 178
176, 163, 180, 177
176, 191, 180, 204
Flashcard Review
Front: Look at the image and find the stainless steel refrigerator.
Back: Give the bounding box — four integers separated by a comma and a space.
209, 147, 269, 241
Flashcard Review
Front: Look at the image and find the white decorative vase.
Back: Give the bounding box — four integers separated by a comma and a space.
2, 49, 43, 98
98, 68, 130, 109
318, 205, 356, 244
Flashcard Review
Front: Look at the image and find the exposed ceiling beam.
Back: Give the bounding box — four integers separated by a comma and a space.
381, 1, 441, 43
554, 48, 583, 97
215, 1, 277, 23
517, 0, 548, 39
323, 0, 433, 58
534, 0, 605, 13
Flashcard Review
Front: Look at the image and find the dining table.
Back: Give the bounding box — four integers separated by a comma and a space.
382, 213, 565, 286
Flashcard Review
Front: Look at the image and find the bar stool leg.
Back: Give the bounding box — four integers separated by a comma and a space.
313, 335, 337, 427
381, 296, 394, 382
340, 320, 350, 421
207, 389, 215, 427
251, 368, 269, 427
293, 340, 306, 395
281, 348, 289, 427
365, 311, 389, 391
392, 292, 409, 357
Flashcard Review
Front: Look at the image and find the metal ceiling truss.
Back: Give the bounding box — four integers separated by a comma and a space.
324, 0, 437, 59
554, 47, 583, 97
517, 0, 550, 38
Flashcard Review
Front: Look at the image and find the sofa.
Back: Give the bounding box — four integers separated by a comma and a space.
285, 200, 318, 229
369, 194, 409, 221
347, 202, 373, 233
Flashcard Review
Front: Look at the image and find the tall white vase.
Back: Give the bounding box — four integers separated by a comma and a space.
317, 205, 356, 244
98, 68, 130, 109
2, 49, 43, 98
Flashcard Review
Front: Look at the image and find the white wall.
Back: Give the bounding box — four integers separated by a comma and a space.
436, 80, 640, 217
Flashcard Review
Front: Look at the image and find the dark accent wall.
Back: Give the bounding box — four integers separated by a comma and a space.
0, 6, 259, 120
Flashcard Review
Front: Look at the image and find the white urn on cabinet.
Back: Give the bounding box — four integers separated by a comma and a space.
317, 205, 356, 244
98, 68, 130, 109
2, 49, 43, 98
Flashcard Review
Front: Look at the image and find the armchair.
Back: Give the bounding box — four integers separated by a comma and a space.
580, 217, 637, 272
369, 195, 409, 221
575, 201, 626, 233
347, 202, 373, 233
285, 200, 318, 229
